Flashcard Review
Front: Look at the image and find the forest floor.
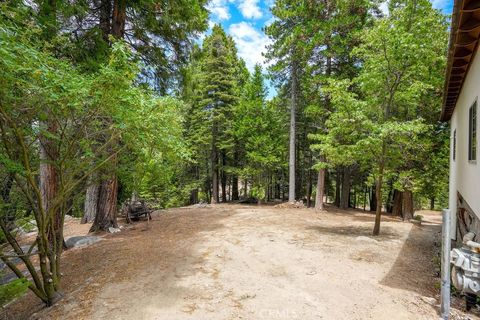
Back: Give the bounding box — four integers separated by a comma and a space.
5, 204, 478, 320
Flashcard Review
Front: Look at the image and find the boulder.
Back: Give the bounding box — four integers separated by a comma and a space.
65, 236, 102, 249
108, 227, 121, 233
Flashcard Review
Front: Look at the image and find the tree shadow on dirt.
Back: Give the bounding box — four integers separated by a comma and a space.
379, 222, 441, 297
306, 224, 399, 240
6, 206, 237, 320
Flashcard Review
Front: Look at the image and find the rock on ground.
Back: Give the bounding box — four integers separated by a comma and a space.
65, 236, 103, 249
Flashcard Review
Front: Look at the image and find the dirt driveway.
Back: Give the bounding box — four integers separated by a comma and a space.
7, 204, 473, 319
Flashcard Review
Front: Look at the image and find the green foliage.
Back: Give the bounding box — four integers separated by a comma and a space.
118, 96, 189, 208
0, 0, 454, 307
233, 65, 287, 198
0, 278, 29, 307
0, 12, 190, 303
182, 24, 250, 202
311, 0, 449, 217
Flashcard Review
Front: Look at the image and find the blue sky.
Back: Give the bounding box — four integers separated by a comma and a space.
204, 0, 454, 98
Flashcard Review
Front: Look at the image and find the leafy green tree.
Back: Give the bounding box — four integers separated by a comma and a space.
0, 17, 106, 304
314, 0, 448, 235
118, 96, 189, 208
0, 8, 188, 302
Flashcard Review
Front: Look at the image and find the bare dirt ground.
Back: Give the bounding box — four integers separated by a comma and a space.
4, 204, 477, 320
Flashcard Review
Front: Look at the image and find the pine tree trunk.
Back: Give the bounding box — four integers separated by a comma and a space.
112, 0, 126, 38
211, 163, 218, 203
430, 197, 435, 210
221, 173, 227, 202
306, 169, 312, 207
82, 181, 99, 224
315, 167, 325, 211
340, 166, 350, 209
40, 122, 62, 254
190, 181, 198, 204
221, 152, 227, 202
99, 0, 111, 40
87, 0, 123, 232
204, 160, 210, 203
244, 179, 248, 198
90, 176, 118, 232
392, 190, 403, 216
335, 168, 341, 207
231, 149, 239, 201
402, 190, 414, 221
211, 122, 219, 204
232, 176, 239, 201
288, 59, 297, 203
352, 188, 356, 209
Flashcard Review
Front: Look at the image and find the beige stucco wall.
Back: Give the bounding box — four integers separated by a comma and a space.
449, 46, 480, 239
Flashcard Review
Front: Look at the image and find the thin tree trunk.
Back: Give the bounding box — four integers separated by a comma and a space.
369, 186, 376, 212
363, 185, 367, 211
190, 188, 197, 204
204, 159, 210, 203
244, 179, 248, 198
211, 123, 219, 204
352, 188, 356, 209
430, 197, 435, 210
335, 168, 341, 207
288, 59, 297, 203
232, 176, 239, 201
221, 152, 227, 203
340, 166, 350, 209
306, 169, 312, 207
372, 175, 383, 236
315, 166, 325, 211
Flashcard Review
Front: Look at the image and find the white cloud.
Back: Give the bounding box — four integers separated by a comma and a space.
430, 0, 450, 11
228, 22, 271, 71
207, 0, 230, 21
237, 0, 263, 19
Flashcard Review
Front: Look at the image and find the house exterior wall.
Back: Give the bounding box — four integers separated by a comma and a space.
449, 46, 480, 241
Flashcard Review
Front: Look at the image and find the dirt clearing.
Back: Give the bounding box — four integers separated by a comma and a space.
6, 205, 475, 319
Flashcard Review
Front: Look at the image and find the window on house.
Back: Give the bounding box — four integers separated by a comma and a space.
469, 101, 477, 161
453, 129, 456, 161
